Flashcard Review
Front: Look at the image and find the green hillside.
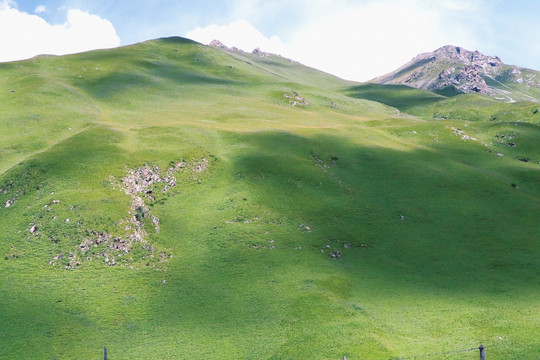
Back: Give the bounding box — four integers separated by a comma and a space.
1, 37, 539, 359
344, 83, 540, 123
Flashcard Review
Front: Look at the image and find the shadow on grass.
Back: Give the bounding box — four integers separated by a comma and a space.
75, 66, 240, 101
2, 126, 539, 359
225, 131, 540, 293
144, 129, 540, 358
342, 83, 447, 112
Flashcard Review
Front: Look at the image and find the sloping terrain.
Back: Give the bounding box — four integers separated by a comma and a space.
371, 45, 540, 102
1, 37, 539, 359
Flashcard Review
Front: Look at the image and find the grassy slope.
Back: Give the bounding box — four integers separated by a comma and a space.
1, 37, 540, 359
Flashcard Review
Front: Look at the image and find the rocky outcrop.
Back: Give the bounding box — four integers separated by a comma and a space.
118, 158, 209, 240
252, 48, 269, 57
209, 39, 230, 51
435, 65, 491, 95
45, 157, 210, 270
208, 40, 243, 53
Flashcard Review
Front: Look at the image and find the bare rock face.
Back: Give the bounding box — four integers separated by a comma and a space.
435, 65, 491, 95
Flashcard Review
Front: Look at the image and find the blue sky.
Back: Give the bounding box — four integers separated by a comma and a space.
2, 0, 540, 81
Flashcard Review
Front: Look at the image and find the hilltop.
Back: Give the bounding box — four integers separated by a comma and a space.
371, 45, 540, 102
0, 37, 539, 359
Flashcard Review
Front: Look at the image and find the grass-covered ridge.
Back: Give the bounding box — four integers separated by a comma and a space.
1, 37, 539, 359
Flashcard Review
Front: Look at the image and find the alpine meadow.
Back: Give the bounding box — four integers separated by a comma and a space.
1, 37, 539, 359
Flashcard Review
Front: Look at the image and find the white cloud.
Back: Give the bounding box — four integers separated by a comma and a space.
186, 0, 494, 81
284, 0, 494, 81
0, 4, 120, 62
286, 1, 440, 80
0, 0, 15, 10
185, 20, 288, 56
34, 5, 46, 14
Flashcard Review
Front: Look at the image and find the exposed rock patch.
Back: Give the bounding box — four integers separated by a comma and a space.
41, 157, 210, 269
284, 91, 309, 107
113, 157, 210, 248
449, 126, 477, 141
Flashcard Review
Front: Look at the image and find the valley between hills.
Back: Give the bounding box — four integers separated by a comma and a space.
0, 37, 539, 359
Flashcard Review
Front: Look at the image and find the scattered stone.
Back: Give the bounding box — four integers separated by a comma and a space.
193, 158, 208, 172
343, 243, 351, 248
161, 279, 166, 284
507, 142, 516, 147
519, 157, 530, 162
284, 91, 309, 107
450, 127, 476, 141
330, 251, 342, 259
152, 216, 160, 233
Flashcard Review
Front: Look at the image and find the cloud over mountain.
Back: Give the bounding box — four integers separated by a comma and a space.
185, 20, 288, 56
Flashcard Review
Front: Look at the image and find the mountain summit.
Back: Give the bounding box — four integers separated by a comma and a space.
371, 45, 540, 102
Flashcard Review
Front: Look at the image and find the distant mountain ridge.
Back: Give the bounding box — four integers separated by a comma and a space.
371, 45, 540, 102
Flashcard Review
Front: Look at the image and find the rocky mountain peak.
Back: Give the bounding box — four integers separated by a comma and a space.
431, 45, 503, 69
371, 45, 540, 101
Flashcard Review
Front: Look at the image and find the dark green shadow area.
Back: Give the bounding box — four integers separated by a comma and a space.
342, 83, 447, 111
75, 68, 239, 102
226, 131, 539, 293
